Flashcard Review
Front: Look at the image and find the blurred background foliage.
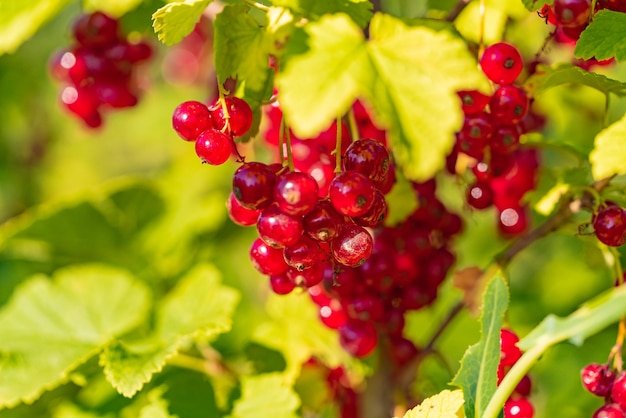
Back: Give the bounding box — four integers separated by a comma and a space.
1, 0, 626, 417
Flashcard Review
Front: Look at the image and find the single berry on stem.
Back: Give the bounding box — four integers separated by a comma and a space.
480, 42, 524, 85
172, 100, 213, 142
210, 96, 253, 137
194, 129, 233, 165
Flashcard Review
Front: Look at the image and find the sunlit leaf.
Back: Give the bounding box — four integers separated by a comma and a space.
452, 274, 509, 418
525, 64, 626, 97
82, 0, 143, 17
228, 374, 300, 418
589, 113, 626, 180
0, 265, 150, 407
152, 0, 212, 46
271, 0, 372, 27
400, 389, 465, 418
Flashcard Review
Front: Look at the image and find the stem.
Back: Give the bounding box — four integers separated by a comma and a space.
279, 116, 286, 167
168, 353, 210, 375
610, 246, 625, 371
477, 0, 486, 58
604, 93, 611, 128
240, 0, 270, 12
360, 339, 394, 418
347, 108, 360, 142
482, 342, 546, 418
446, 0, 471, 22
284, 119, 295, 171
334, 114, 343, 173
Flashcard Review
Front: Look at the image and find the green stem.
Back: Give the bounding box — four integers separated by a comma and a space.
284, 120, 295, 171
347, 108, 360, 142
279, 116, 286, 167
335, 114, 343, 173
240, 0, 270, 12
168, 353, 211, 375
604, 93, 611, 129
482, 342, 547, 418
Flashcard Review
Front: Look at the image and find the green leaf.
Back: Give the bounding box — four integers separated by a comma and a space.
82, 0, 143, 17
590, 113, 626, 180
400, 389, 465, 418
228, 374, 300, 418
139, 387, 178, 418
451, 273, 509, 418
520, 0, 551, 11
252, 292, 355, 381
277, 13, 488, 181
525, 63, 626, 97
0, 0, 71, 55
272, 0, 373, 27
0, 265, 150, 408
152, 0, 212, 46
575, 10, 626, 62
100, 264, 239, 397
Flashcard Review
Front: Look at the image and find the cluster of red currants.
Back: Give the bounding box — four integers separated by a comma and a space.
581, 362, 626, 417
540, 0, 626, 42
592, 203, 626, 247
49, 12, 152, 128
172, 96, 253, 164
454, 42, 539, 236
499, 328, 535, 418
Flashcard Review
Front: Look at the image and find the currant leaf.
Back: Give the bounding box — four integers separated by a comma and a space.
0, 265, 151, 408
575, 10, 626, 62
152, 0, 212, 46
228, 374, 300, 418
399, 389, 465, 418
451, 273, 509, 418
590, 113, 626, 180
278, 13, 488, 181
100, 264, 239, 397
81, 0, 143, 17
525, 63, 626, 97
0, 0, 71, 54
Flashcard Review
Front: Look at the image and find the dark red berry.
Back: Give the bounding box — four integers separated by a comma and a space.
500, 328, 522, 367
581, 363, 616, 397
338, 319, 378, 357
504, 398, 534, 418
73, 12, 119, 48
467, 182, 494, 210
343, 138, 391, 183
480, 43, 524, 85
195, 129, 233, 165
286, 262, 326, 288
250, 238, 289, 276
257, 204, 303, 248
490, 86, 529, 124
553, 0, 592, 28
226, 192, 260, 226
491, 124, 521, 154
498, 206, 529, 236
354, 189, 388, 227
232, 162, 276, 210
457, 90, 491, 114
283, 235, 323, 270
593, 205, 626, 247
318, 299, 348, 329
269, 273, 295, 295
303, 200, 345, 242
593, 404, 626, 418
611, 371, 626, 410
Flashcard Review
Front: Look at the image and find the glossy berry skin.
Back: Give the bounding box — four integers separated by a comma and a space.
491, 125, 521, 154
72, 11, 119, 48
318, 300, 348, 329
490, 86, 529, 124
210, 96, 253, 137
457, 90, 491, 114
274, 171, 319, 216
303, 200, 345, 242
172, 100, 213, 141
500, 328, 522, 367
338, 319, 378, 358
331, 224, 373, 267
611, 371, 626, 410
269, 273, 295, 295
581, 363, 616, 397
467, 182, 494, 210
593, 404, 626, 418
343, 138, 390, 183
329, 171, 376, 217
593, 205, 626, 247
503, 398, 534, 418
257, 204, 303, 248
498, 206, 529, 236
286, 262, 325, 288
249, 238, 288, 276
354, 189, 388, 228
480, 43, 524, 85
596, 0, 626, 12
232, 162, 276, 210
194, 129, 232, 165
226, 192, 260, 226
283, 235, 323, 270
553, 0, 592, 28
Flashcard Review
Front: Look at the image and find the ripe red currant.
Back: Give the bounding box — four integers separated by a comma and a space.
172, 100, 213, 142
194, 129, 233, 165
593, 205, 626, 247
210, 96, 253, 137
480, 42, 524, 85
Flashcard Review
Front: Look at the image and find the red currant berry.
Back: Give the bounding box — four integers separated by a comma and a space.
500, 328, 522, 367
302, 200, 345, 242
467, 182, 494, 210
226, 192, 260, 226
73, 12, 120, 48
514, 374, 533, 398
232, 162, 276, 210
389, 336, 419, 367
274, 171, 319, 216
195, 129, 233, 165
480, 42, 524, 85
593, 404, 626, 418
354, 189, 388, 228
329, 171, 376, 217
250, 238, 289, 276
611, 371, 626, 410
210, 96, 253, 137
269, 273, 295, 295
593, 205, 626, 247
338, 319, 378, 357
331, 224, 373, 267
343, 138, 391, 183
257, 204, 303, 248
553, 0, 592, 28
581, 363, 616, 397
490, 86, 529, 124
457, 90, 491, 114
596, 0, 626, 12
491, 124, 522, 154
503, 398, 534, 418
286, 262, 326, 288
319, 299, 348, 329
172, 101, 213, 142
283, 235, 323, 271
498, 206, 529, 236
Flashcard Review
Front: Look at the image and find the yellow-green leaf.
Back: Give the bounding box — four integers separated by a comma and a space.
400, 390, 465, 418
590, 113, 626, 180
152, 0, 212, 46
